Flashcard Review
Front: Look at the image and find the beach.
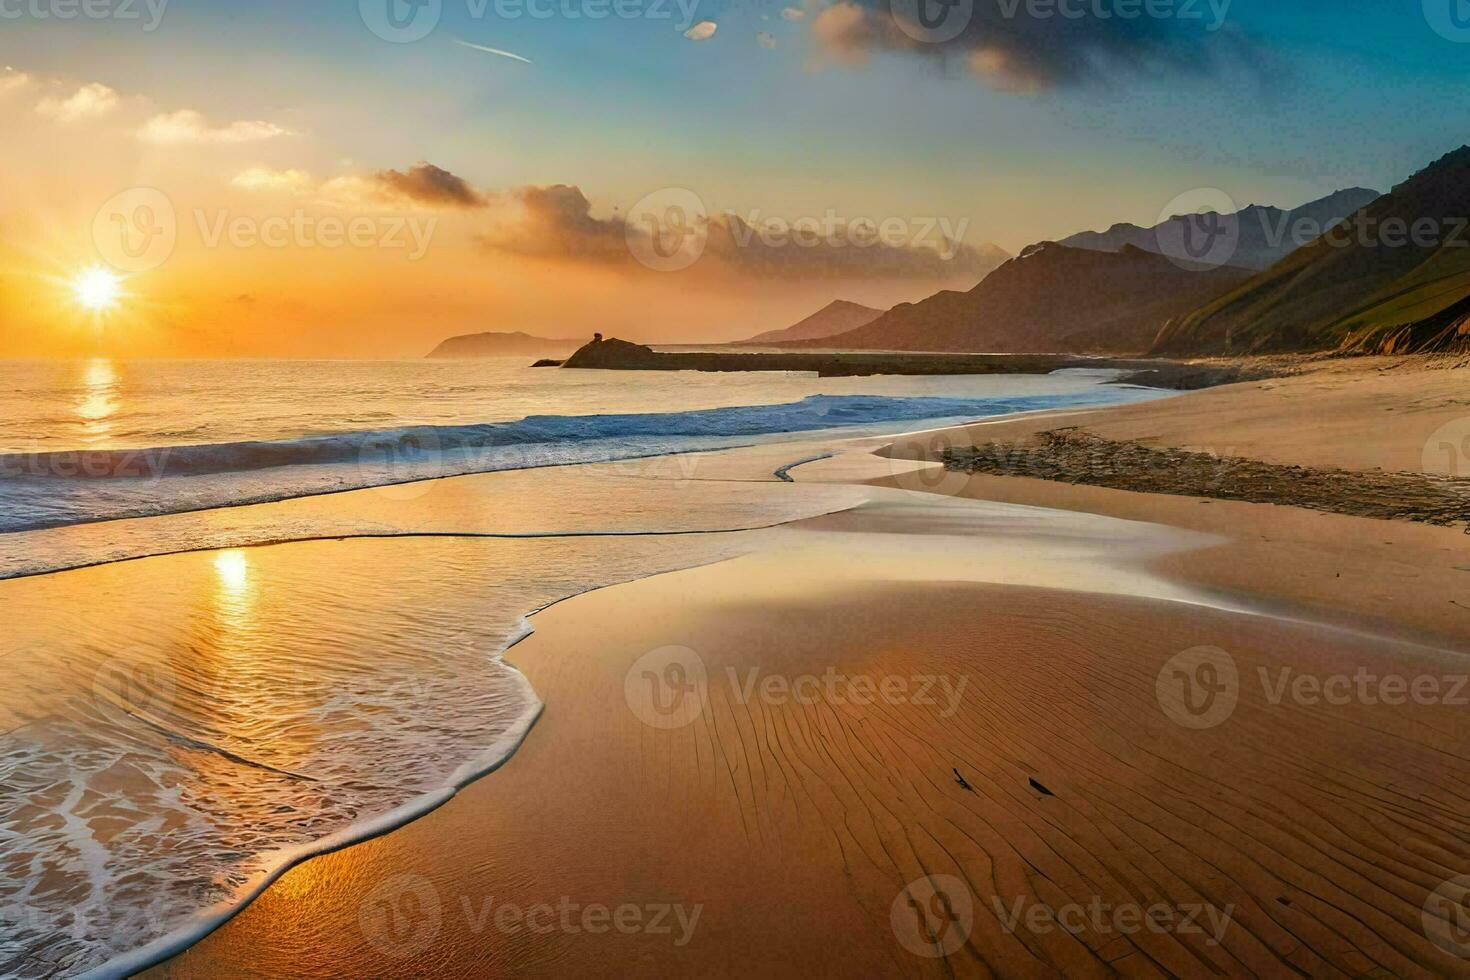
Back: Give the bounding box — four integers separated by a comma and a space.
139, 355, 1470, 978
11, 8, 1470, 978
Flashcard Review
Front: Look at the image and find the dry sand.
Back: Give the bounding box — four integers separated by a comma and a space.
151, 356, 1470, 978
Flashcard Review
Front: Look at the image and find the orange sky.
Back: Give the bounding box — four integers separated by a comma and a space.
0, 65, 1005, 358
1, 0, 1423, 358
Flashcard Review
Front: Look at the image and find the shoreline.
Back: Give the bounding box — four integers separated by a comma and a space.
149, 512, 1470, 978
143, 353, 1470, 976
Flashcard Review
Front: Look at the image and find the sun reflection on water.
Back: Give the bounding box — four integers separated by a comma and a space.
75, 357, 119, 440
211, 549, 258, 639
214, 550, 250, 595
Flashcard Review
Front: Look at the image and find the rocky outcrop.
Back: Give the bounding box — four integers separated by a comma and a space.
560, 336, 663, 369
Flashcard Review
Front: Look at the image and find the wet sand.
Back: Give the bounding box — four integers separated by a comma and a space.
150, 532, 1470, 978
147, 355, 1470, 976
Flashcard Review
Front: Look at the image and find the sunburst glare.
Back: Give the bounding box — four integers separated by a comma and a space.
72, 266, 123, 312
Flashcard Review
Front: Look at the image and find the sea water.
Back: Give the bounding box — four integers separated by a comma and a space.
0, 358, 1172, 977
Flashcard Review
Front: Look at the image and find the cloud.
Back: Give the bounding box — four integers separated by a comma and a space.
780, 6, 806, 19
0, 69, 32, 97
232, 167, 313, 193
684, 20, 717, 39
453, 39, 533, 64
479, 183, 1005, 281
479, 184, 628, 260
804, 0, 1260, 91
36, 83, 118, 122
810, 3, 878, 66
139, 109, 291, 144
318, 162, 487, 211
375, 162, 486, 209
703, 212, 1004, 279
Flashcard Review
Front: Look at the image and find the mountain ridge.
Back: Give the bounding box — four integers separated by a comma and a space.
1153, 146, 1470, 354
738, 300, 886, 345
1061, 187, 1381, 271
427, 331, 588, 359
786, 242, 1251, 355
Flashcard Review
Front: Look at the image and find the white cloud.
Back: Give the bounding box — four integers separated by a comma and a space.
780, 6, 805, 20
0, 69, 33, 96
36, 83, 118, 122
232, 167, 313, 193
139, 109, 291, 144
684, 20, 717, 40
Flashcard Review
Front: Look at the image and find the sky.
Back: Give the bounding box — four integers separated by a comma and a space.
1, 0, 1467, 356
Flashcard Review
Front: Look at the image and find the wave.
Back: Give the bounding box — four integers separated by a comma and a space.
0, 394, 1085, 479
0, 390, 1168, 534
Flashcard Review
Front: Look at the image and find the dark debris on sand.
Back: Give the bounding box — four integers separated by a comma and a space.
944, 429, 1470, 529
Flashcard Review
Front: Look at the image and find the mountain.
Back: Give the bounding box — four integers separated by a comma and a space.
739, 300, 886, 345
1154, 147, 1470, 354
798, 243, 1252, 355
427, 331, 588, 358
1062, 188, 1380, 271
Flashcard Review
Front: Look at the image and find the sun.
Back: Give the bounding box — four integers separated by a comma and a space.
72, 266, 123, 312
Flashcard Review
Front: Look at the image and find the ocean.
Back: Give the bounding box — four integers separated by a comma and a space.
0, 358, 1172, 977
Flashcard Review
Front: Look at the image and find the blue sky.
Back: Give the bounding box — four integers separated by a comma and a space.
4, 0, 1469, 353
6, 0, 1468, 248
